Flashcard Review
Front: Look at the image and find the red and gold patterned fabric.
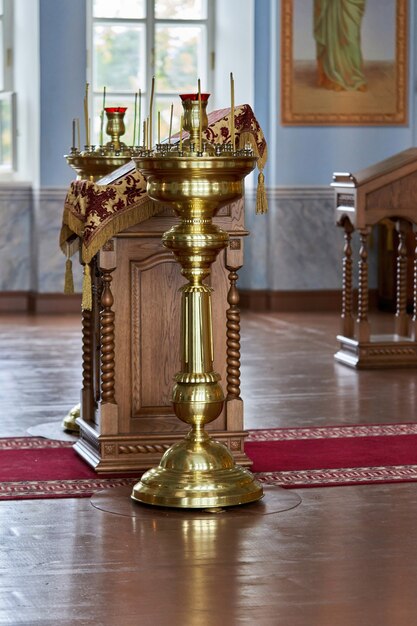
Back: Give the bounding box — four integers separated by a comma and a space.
60, 104, 267, 267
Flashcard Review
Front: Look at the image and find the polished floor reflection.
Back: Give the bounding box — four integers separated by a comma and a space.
1, 311, 417, 625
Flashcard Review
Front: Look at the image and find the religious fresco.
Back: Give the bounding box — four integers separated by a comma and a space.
281, 0, 408, 125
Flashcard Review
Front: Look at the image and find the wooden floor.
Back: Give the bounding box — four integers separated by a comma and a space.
1, 311, 417, 625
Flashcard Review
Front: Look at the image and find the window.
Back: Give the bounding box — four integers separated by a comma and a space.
0, 0, 14, 171
87, 0, 214, 145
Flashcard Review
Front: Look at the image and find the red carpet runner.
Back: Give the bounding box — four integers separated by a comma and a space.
2, 423, 417, 499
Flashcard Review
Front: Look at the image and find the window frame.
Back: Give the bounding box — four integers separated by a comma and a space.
86, 0, 214, 144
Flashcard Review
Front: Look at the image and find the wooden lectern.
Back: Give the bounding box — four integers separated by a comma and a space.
74, 191, 251, 472
333, 148, 417, 368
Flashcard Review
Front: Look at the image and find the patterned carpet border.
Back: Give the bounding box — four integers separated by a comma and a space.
0, 478, 137, 500
3, 465, 417, 499
0, 437, 73, 450
246, 423, 417, 442
257, 465, 417, 488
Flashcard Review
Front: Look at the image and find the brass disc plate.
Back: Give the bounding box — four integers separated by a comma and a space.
91, 485, 302, 519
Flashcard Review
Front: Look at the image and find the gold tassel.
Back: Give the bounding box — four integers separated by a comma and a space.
64, 258, 75, 295
256, 170, 268, 214
81, 263, 92, 311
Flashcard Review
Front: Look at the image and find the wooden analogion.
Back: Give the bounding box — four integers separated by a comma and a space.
74, 196, 251, 473
333, 148, 417, 369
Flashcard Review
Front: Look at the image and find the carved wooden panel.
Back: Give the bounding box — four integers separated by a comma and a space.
131, 252, 181, 416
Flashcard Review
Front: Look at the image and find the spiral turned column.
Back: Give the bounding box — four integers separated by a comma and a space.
226, 268, 242, 400
100, 267, 116, 404
412, 231, 417, 340
395, 221, 409, 337
341, 220, 354, 338
357, 229, 370, 342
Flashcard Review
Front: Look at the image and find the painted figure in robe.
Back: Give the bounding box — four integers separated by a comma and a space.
314, 0, 367, 91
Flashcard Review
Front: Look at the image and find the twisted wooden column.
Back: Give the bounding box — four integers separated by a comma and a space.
92, 259, 103, 404
81, 301, 93, 420
357, 229, 370, 341
413, 231, 417, 340
341, 220, 354, 338
100, 267, 116, 404
226, 268, 241, 400
395, 221, 409, 337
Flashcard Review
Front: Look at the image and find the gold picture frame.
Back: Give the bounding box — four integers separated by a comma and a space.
281, 0, 408, 126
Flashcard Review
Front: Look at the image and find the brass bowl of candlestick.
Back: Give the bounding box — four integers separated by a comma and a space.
130, 94, 263, 509
65, 147, 135, 182
65, 107, 140, 182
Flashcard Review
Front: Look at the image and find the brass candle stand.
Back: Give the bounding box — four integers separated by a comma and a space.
63, 106, 137, 432
131, 93, 263, 509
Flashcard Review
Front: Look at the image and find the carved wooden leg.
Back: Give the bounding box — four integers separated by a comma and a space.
100, 267, 116, 404
226, 268, 241, 400
224, 238, 244, 435
412, 231, 417, 340
357, 229, 370, 342
92, 259, 103, 404
81, 305, 94, 421
395, 220, 409, 337
341, 219, 354, 338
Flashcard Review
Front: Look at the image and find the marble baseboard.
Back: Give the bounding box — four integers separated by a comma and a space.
0, 183, 382, 297
34, 188, 83, 293
0, 184, 33, 291
240, 187, 378, 291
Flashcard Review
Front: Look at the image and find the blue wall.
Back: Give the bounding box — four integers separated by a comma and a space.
255, 0, 417, 187
40, 0, 86, 187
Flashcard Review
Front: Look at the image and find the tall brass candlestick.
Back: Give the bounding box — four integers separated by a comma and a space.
131, 92, 263, 509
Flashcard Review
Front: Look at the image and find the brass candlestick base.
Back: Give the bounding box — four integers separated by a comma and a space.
132, 430, 262, 508
131, 93, 263, 508
62, 403, 80, 432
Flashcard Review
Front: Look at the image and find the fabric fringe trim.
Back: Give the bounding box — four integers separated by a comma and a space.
61, 197, 163, 266
64, 258, 75, 295
81, 263, 92, 311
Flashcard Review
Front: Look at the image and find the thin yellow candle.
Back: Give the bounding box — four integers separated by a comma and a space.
146, 116, 150, 149
149, 76, 155, 148
198, 78, 202, 152
142, 120, 146, 148
158, 111, 161, 144
138, 89, 142, 146
76, 118, 80, 150
133, 92, 138, 145
84, 82, 89, 146
100, 86, 106, 145
179, 114, 183, 152
168, 103, 173, 145
230, 72, 235, 150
